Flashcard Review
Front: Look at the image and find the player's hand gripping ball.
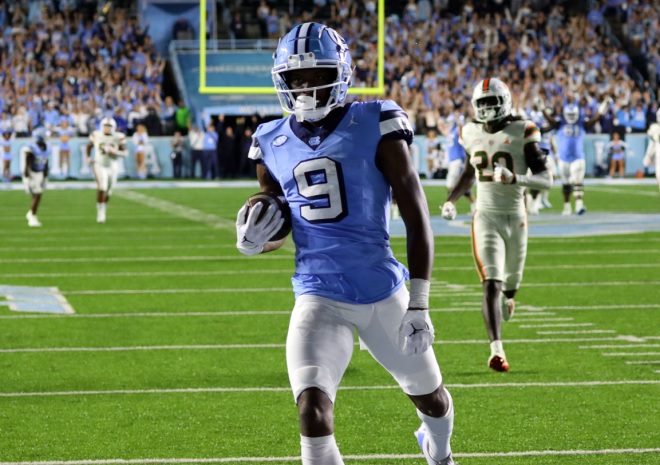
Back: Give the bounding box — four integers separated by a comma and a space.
235, 192, 292, 256
245, 192, 292, 241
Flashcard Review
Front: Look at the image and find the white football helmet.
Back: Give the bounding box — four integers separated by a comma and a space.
471, 77, 512, 123
101, 117, 117, 135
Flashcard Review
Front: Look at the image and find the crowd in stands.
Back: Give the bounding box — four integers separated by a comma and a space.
1, 0, 658, 180
242, 0, 659, 135
0, 0, 181, 140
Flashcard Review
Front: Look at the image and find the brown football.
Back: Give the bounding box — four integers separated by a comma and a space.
245, 192, 292, 241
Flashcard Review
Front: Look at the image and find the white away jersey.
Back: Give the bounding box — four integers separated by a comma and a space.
90, 130, 127, 167
461, 119, 541, 214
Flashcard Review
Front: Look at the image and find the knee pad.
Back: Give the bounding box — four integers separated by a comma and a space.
562, 184, 573, 197
574, 184, 584, 193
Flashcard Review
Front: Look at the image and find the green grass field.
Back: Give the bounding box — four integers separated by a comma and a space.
0, 183, 659, 465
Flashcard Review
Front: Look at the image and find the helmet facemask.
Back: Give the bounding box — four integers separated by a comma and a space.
563, 106, 579, 124
474, 95, 510, 123
272, 23, 353, 123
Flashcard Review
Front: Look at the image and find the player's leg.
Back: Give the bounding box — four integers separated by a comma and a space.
356, 287, 453, 465
558, 160, 572, 215
61, 149, 70, 177
26, 172, 44, 227
2, 159, 10, 181
540, 156, 555, 209
287, 295, 355, 465
472, 211, 508, 371
618, 158, 625, 178
94, 166, 110, 223
501, 212, 528, 322
571, 159, 586, 215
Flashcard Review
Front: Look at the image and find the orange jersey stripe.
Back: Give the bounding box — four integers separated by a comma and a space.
525, 126, 540, 138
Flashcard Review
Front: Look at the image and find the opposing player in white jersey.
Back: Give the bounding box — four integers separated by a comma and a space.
643, 109, 660, 190
441, 78, 552, 372
21, 129, 51, 227
86, 117, 127, 223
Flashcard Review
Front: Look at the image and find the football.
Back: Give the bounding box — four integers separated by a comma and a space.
245, 191, 292, 241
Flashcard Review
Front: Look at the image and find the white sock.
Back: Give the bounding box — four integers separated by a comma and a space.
417, 391, 454, 463
576, 198, 584, 210
490, 340, 504, 356
300, 435, 344, 465
97, 203, 106, 214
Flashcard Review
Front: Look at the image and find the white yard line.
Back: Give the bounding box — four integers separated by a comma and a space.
0, 380, 658, 399
0, 336, 653, 353
520, 323, 592, 328
0, 305, 657, 319
114, 190, 235, 230
0, 244, 237, 253
511, 318, 573, 323
537, 330, 617, 335
625, 361, 660, 365
602, 352, 660, 356
589, 186, 660, 197
581, 345, 660, 349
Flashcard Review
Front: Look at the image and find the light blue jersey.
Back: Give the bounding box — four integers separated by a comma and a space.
557, 115, 586, 162
27, 143, 51, 172
447, 125, 464, 162
249, 100, 412, 304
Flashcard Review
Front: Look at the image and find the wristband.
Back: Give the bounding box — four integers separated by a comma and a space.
409, 278, 430, 309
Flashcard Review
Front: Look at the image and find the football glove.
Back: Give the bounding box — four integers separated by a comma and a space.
440, 201, 457, 220
398, 309, 435, 356
493, 162, 515, 184
235, 202, 284, 256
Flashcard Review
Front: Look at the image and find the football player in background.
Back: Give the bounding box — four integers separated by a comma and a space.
439, 109, 475, 214
87, 117, 127, 223
21, 129, 51, 227
541, 95, 609, 215
529, 100, 557, 212
643, 109, 660, 189
235, 23, 456, 465
441, 78, 552, 372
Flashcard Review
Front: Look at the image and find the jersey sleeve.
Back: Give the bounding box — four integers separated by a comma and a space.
523, 120, 542, 145
459, 124, 473, 154
247, 129, 263, 162
379, 100, 414, 145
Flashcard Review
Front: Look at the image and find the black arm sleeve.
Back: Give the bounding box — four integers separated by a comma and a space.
524, 143, 548, 174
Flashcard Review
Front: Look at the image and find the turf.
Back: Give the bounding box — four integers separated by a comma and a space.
0, 183, 659, 465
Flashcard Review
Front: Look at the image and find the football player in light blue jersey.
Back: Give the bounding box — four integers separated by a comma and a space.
235, 22, 455, 465
21, 129, 51, 227
528, 103, 557, 212
542, 95, 607, 215
440, 110, 475, 213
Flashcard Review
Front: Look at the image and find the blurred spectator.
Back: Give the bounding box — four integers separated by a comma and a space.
132, 123, 149, 179
170, 130, 185, 179
174, 100, 190, 136
607, 131, 628, 178
161, 96, 177, 135
219, 125, 238, 179
230, 11, 246, 40
172, 18, 194, 40
143, 105, 163, 136
188, 124, 205, 178
203, 123, 219, 180
257, 1, 270, 38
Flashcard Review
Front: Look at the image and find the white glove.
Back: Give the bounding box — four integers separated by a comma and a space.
440, 201, 456, 220
493, 162, 515, 184
398, 309, 435, 356
235, 202, 284, 256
